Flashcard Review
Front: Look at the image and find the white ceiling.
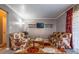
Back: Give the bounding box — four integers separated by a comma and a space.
7, 4, 73, 19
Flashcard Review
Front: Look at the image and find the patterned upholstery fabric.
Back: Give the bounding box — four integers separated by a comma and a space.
49, 32, 72, 49
9, 32, 29, 50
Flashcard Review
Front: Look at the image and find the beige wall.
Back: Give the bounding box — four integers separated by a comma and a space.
56, 13, 66, 32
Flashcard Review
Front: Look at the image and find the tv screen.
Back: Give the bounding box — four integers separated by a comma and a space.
37, 23, 44, 28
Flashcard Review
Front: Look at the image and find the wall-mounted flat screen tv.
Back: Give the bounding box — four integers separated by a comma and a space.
37, 23, 44, 28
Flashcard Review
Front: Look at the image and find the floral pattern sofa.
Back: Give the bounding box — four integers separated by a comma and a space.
49, 32, 72, 49
9, 32, 30, 50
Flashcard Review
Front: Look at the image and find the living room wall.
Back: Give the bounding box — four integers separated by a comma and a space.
9, 18, 56, 38
26, 19, 56, 38
56, 13, 66, 32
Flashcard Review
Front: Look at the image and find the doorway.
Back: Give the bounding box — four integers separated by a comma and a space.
0, 9, 7, 50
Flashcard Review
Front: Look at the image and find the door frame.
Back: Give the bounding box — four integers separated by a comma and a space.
0, 8, 8, 49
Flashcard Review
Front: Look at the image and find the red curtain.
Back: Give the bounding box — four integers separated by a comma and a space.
66, 8, 73, 48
